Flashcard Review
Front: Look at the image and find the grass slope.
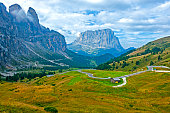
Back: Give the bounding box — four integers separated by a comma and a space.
0, 71, 169, 113
82, 69, 130, 78
97, 36, 170, 71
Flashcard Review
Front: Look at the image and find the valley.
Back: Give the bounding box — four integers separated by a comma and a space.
0, 1, 170, 113
0, 69, 169, 113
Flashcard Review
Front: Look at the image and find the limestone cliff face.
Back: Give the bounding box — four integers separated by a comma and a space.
27, 7, 41, 34
75, 29, 123, 50
0, 3, 12, 31
68, 29, 124, 56
9, 4, 27, 22
0, 3, 67, 70
8, 3, 66, 52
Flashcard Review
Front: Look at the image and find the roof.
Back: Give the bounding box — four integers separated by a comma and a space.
113, 78, 120, 81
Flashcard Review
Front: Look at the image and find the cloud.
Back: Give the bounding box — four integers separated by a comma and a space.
85, 0, 103, 4
0, 0, 170, 49
118, 18, 134, 23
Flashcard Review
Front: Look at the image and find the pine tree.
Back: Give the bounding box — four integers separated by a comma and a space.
158, 55, 161, 60
0, 74, 2, 82
150, 61, 154, 65
136, 61, 140, 65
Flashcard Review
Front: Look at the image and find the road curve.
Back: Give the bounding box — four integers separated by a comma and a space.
46, 66, 169, 87
77, 70, 147, 88
113, 77, 127, 88
77, 66, 169, 88
77, 70, 110, 80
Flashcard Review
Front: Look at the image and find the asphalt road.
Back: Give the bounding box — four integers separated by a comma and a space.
77, 66, 170, 88
1, 66, 169, 88
76, 70, 110, 80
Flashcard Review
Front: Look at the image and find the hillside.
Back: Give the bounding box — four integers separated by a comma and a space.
96, 36, 170, 71
0, 70, 169, 112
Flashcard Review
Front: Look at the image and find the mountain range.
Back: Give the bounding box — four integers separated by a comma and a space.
0, 3, 114, 71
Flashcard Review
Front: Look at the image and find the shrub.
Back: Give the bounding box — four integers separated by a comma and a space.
136, 61, 140, 65
44, 107, 58, 113
133, 66, 137, 70
0, 74, 2, 82
68, 89, 72, 91
150, 61, 154, 66
158, 55, 161, 60
59, 69, 63, 73
152, 47, 161, 54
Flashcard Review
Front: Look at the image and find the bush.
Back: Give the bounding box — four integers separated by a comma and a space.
150, 61, 154, 66
152, 47, 161, 54
68, 89, 72, 91
44, 107, 58, 113
136, 61, 140, 65
0, 74, 2, 82
133, 66, 137, 70
158, 55, 161, 60
58, 69, 63, 73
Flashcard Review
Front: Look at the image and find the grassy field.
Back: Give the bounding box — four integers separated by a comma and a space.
154, 67, 170, 71
0, 71, 170, 113
82, 69, 130, 78
64, 71, 124, 87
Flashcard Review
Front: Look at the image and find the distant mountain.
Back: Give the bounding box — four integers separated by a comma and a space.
96, 36, 170, 71
125, 47, 136, 52
68, 29, 126, 56
0, 3, 113, 71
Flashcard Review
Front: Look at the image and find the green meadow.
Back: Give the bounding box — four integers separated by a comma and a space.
0, 70, 169, 113
82, 69, 130, 78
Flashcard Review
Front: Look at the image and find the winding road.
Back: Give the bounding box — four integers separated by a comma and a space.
77, 70, 110, 80
44, 66, 170, 88
77, 66, 170, 88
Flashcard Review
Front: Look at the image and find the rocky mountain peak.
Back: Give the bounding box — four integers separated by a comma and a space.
9, 4, 27, 22
0, 2, 11, 29
27, 7, 41, 33
0, 2, 6, 10
27, 7, 39, 24
68, 29, 125, 56
74, 29, 123, 50
9, 4, 22, 13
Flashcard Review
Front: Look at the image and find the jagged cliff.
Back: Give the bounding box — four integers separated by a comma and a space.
0, 3, 112, 70
0, 3, 68, 70
0, 3, 113, 70
68, 29, 125, 56
8, 4, 67, 52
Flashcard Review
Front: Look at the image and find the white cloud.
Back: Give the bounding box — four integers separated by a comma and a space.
156, 1, 170, 10
118, 18, 133, 23
0, 0, 170, 48
85, 0, 103, 4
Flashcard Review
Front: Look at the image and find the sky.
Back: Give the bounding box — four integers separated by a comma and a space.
1, 0, 170, 49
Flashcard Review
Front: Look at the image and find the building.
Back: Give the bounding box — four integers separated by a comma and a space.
110, 78, 120, 83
